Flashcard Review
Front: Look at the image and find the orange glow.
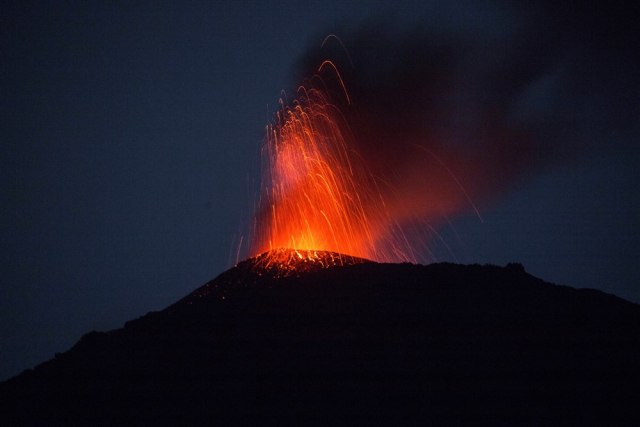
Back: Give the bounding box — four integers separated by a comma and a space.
250, 66, 417, 264
251, 248, 368, 278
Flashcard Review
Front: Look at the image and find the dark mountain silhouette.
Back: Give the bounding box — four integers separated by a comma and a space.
2, 250, 639, 425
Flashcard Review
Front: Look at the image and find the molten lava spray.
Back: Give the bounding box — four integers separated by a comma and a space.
251, 61, 416, 263
248, 30, 538, 266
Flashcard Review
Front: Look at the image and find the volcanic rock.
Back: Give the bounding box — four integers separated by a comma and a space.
1, 250, 639, 425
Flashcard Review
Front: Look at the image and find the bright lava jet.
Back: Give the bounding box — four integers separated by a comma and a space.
249, 60, 417, 270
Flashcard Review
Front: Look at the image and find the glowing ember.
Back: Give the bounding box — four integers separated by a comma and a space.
252, 248, 370, 277
250, 61, 417, 265
183, 249, 371, 302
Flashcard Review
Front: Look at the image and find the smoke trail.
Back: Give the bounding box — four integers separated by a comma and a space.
289, 3, 637, 241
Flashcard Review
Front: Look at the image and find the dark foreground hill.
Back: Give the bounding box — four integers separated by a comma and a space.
2, 250, 639, 425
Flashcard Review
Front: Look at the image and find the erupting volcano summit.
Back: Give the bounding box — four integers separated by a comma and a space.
249, 59, 420, 264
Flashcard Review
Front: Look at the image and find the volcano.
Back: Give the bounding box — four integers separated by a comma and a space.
2, 250, 639, 425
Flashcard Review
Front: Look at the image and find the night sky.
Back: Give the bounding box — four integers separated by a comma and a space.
2, 1, 638, 380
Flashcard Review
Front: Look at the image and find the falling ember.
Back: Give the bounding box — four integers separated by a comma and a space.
250, 61, 417, 265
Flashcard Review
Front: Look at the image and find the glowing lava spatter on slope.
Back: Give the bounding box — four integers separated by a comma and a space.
250, 61, 417, 266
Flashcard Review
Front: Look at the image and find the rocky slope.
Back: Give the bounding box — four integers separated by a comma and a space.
2, 250, 639, 425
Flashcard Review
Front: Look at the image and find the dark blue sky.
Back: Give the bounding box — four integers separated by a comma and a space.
2, 1, 638, 380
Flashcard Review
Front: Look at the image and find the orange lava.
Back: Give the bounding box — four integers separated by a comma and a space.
251, 249, 369, 278
251, 64, 416, 264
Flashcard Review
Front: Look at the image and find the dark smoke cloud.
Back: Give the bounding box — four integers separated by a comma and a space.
290, 1, 638, 229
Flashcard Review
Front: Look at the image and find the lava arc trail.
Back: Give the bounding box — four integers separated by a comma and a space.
250, 61, 417, 264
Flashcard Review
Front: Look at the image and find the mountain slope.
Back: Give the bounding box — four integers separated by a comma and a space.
2, 251, 639, 425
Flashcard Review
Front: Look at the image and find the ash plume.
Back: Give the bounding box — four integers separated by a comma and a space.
290, 1, 638, 235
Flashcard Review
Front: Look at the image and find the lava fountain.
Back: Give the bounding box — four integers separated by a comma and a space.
250, 61, 417, 265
